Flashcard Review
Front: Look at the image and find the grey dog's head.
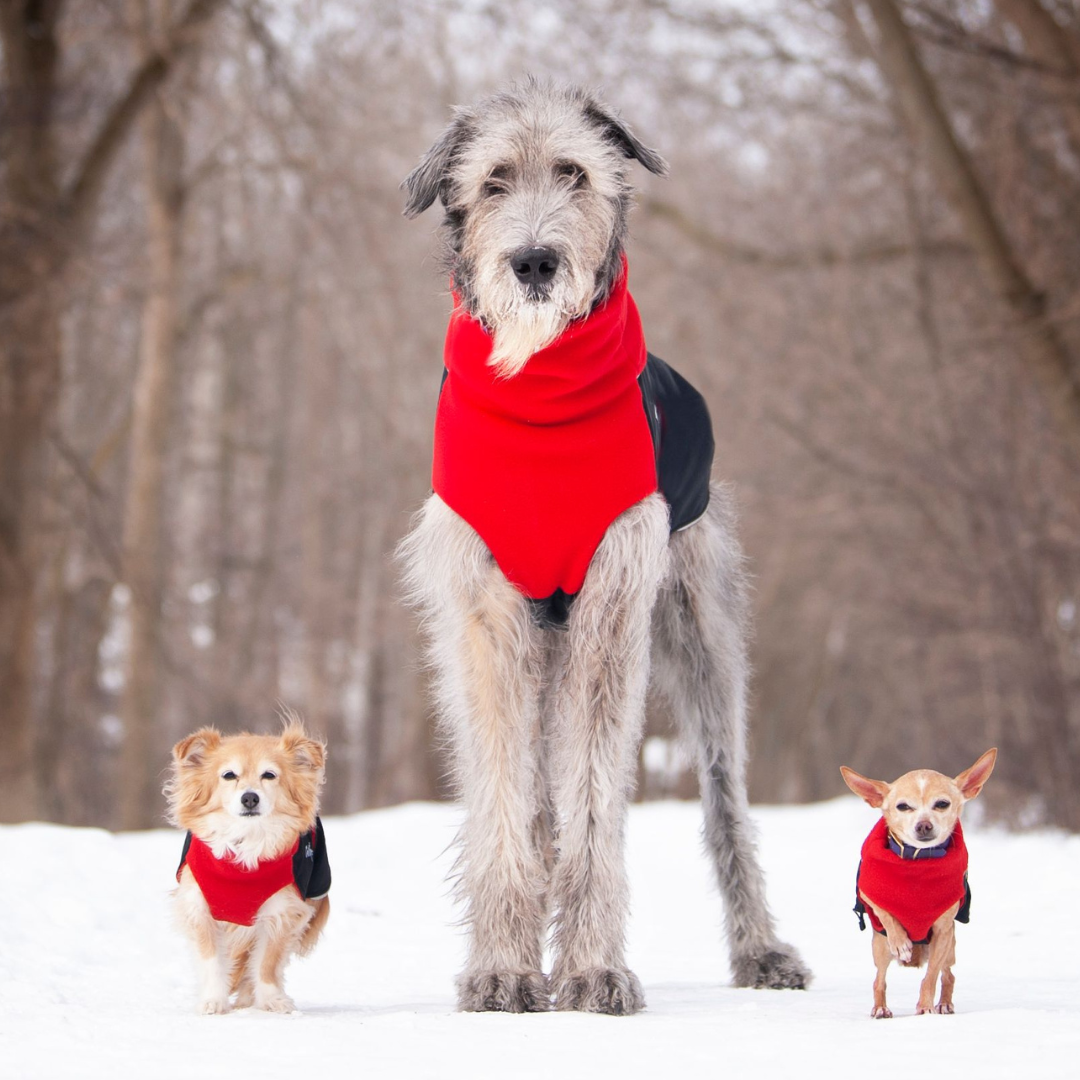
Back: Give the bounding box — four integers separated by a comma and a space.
403, 79, 668, 376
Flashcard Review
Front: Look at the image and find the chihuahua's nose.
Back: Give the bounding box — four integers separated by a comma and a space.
914, 818, 935, 840
240, 791, 260, 811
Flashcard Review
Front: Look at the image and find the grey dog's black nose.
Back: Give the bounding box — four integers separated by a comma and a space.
511, 246, 559, 286
240, 791, 260, 811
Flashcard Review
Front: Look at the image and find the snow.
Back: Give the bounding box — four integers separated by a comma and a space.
2, 799, 1077, 1079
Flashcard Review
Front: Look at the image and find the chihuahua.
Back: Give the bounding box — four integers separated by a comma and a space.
166, 719, 331, 1014
840, 748, 997, 1018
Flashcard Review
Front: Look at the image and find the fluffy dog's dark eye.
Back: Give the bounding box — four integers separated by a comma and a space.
261, 771, 277, 781
896, 802, 913, 811
481, 165, 512, 198
933, 799, 950, 810
222, 771, 237, 781
555, 160, 586, 189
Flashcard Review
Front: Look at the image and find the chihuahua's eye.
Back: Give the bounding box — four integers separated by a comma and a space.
221, 771, 237, 781
895, 802, 913, 811
933, 799, 950, 810
261, 771, 277, 781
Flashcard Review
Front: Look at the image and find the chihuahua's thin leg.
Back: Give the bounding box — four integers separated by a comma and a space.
918, 904, 959, 1015
870, 932, 893, 1018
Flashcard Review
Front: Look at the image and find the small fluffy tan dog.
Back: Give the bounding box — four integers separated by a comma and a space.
840, 748, 997, 1018
166, 720, 331, 1014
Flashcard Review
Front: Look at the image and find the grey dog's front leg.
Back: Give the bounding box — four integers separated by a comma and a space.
547, 494, 671, 1015
398, 496, 550, 1012
652, 485, 811, 990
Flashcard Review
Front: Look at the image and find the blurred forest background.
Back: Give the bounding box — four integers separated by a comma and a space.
1, 0, 1078, 831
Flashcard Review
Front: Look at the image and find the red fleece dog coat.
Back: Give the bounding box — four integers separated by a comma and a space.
433, 260, 659, 600
854, 817, 970, 945
177, 819, 331, 926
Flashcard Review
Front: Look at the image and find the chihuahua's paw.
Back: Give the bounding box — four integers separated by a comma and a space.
457, 971, 552, 1013
934, 1003, 955, 1015
732, 943, 812, 989
887, 935, 913, 964
198, 996, 231, 1015
553, 967, 644, 1015
870, 1006, 893, 1019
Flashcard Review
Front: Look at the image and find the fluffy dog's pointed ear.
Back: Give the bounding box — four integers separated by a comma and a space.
955, 748, 997, 801
172, 728, 221, 768
840, 766, 890, 808
402, 111, 474, 218
584, 100, 669, 177
280, 719, 326, 772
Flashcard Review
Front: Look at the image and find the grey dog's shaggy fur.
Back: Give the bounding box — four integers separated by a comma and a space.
398, 79, 811, 1014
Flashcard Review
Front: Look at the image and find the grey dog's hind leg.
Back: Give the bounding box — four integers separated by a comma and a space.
547, 493, 671, 1015
398, 495, 551, 1012
651, 484, 811, 989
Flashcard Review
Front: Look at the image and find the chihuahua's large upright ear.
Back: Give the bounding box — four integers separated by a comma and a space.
402, 111, 474, 219
584, 99, 669, 177
840, 766, 890, 808
172, 728, 221, 768
955, 747, 997, 801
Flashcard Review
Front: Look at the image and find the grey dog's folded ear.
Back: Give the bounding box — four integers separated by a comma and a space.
402, 110, 475, 218
583, 101, 669, 178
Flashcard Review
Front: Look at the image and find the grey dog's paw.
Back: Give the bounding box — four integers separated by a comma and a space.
732, 943, 812, 990
553, 967, 645, 1015
457, 970, 552, 1013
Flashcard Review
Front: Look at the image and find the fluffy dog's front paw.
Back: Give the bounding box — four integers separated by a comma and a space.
732, 943, 812, 989
457, 971, 551, 1013
254, 988, 296, 1013
553, 967, 645, 1015
198, 996, 231, 1015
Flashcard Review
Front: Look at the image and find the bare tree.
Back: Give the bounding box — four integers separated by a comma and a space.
0, 0, 225, 821
858, 0, 1080, 451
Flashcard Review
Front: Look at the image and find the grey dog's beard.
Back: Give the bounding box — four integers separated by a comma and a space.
487, 301, 574, 377
473, 267, 593, 378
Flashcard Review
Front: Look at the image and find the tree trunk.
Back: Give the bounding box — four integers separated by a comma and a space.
0, 0, 224, 823
118, 0, 185, 830
0, 1, 63, 821
861, 0, 1080, 456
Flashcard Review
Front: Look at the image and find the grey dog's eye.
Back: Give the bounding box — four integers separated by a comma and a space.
222, 771, 237, 781
555, 160, 586, 188
481, 165, 512, 197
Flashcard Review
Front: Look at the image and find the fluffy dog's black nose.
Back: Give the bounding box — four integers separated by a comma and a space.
511, 246, 559, 285
915, 819, 935, 840
241, 791, 260, 811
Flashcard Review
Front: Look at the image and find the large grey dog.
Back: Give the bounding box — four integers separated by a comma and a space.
398, 79, 810, 1015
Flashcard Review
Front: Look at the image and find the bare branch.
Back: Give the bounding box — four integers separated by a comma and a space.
61, 0, 226, 234
643, 196, 969, 267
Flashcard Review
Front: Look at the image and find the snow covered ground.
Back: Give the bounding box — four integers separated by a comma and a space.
1, 798, 1077, 1079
